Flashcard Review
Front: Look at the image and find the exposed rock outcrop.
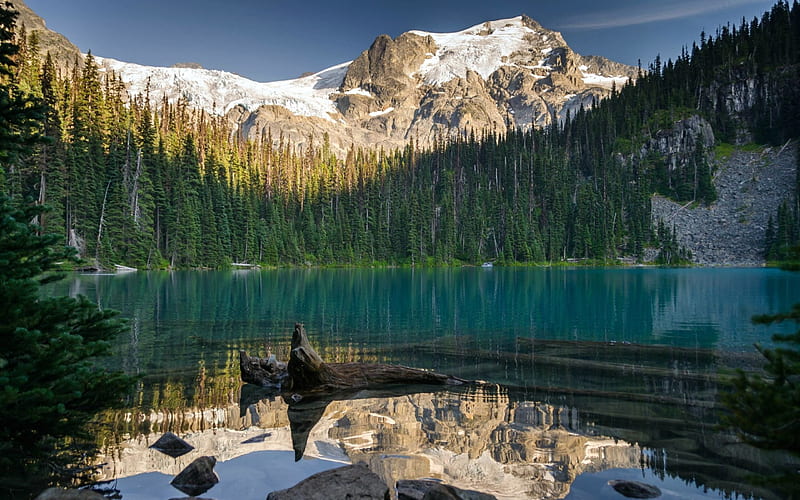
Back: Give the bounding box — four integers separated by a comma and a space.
608, 479, 662, 499
397, 479, 498, 500
266, 463, 389, 500
170, 456, 219, 497
148, 431, 195, 458
644, 115, 715, 172
313, 16, 638, 152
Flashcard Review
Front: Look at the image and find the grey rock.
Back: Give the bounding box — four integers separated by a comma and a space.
267, 463, 389, 500
13, 0, 83, 73
234, 18, 638, 156
34, 488, 105, 500
150, 431, 195, 458
397, 479, 498, 500
171, 456, 219, 497
608, 479, 662, 498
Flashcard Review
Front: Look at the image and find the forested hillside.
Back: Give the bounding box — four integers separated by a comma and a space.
1, 1, 798, 268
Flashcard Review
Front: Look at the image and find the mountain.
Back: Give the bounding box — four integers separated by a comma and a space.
330, 16, 635, 148
18, 6, 636, 155
11, 0, 81, 71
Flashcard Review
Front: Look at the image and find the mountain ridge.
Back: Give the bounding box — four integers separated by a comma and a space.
12, 2, 638, 155
11, 0, 81, 71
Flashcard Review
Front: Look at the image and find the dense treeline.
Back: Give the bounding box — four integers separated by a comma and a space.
1, 1, 798, 268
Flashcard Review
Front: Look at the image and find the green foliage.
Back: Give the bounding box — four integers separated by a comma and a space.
766, 202, 800, 261
721, 301, 800, 497
0, 196, 134, 493
654, 219, 693, 265
0, 2, 44, 191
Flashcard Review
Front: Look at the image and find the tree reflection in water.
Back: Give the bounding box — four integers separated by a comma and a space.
92, 370, 791, 500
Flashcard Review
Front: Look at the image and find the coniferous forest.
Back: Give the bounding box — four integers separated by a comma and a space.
1, 1, 799, 269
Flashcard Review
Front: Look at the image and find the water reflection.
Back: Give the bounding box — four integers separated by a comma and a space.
93, 345, 790, 500
97, 385, 649, 500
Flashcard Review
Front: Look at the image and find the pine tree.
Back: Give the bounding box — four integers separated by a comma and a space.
0, 2, 43, 192
0, 196, 134, 493
721, 301, 800, 497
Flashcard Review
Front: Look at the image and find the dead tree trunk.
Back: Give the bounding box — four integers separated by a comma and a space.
289, 323, 469, 392
240, 323, 471, 392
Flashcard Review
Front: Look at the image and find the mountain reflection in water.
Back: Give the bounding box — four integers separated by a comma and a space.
92, 340, 790, 500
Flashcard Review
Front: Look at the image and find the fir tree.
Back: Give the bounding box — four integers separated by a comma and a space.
721, 298, 800, 497
0, 1, 43, 192
0, 196, 134, 493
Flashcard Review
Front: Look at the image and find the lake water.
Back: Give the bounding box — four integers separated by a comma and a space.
47, 267, 799, 499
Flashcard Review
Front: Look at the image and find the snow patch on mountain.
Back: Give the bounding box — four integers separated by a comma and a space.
411, 16, 541, 85
579, 64, 630, 89
344, 87, 373, 97
94, 56, 349, 120
368, 107, 394, 117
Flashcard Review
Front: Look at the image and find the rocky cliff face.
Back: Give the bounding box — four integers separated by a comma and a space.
625, 114, 796, 266
643, 115, 715, 172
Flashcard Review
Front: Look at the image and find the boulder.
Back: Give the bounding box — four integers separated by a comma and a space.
267, 463, 389, 500
149, 431, 194, 458
607, 479, 662, 498
171, 456, 219, 497
34, 488, 105, 500
397, 480, 497, 500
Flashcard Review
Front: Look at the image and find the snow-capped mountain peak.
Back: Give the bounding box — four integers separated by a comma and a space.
410, 16, 549, 85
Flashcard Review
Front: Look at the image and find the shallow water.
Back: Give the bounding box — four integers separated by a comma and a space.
46, 267, 799, 499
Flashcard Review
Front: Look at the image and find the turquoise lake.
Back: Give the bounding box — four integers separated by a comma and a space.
46, 267, 800, 499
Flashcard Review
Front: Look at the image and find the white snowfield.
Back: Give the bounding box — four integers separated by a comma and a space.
410, 16, 541, 85
95, 56, 349, 121
93, 16, 630, 119
579, 64, 631, 89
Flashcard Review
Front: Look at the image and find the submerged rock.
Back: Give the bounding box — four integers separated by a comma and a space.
34, 489, 105, 499
397, 479, 498, 500
267, 463, 388, 499
150, 431, 194, 458
608, 479, 662, 498
171, 456, 219, 497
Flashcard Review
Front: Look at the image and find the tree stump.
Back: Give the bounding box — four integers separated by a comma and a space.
239, 323, 472, 392
288, 323, 469, 392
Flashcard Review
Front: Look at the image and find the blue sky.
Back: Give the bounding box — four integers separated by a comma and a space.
24, 0, 778, 82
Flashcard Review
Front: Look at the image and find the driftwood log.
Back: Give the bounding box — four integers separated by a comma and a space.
240, 323, 470, 393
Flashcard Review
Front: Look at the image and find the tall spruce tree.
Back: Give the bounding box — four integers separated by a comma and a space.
0, 3, 133, 494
